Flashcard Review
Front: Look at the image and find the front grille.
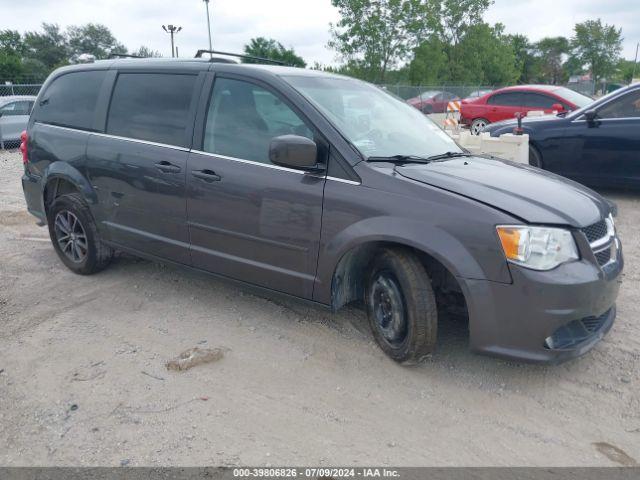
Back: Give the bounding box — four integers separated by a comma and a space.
582, 220, 608, 243
581, 313, 608, 333
594, 247, 612, 266
544, 308, 612, 350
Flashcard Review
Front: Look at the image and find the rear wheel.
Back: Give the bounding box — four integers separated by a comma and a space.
422, 104, 433, 114
470, 118, 489, 135
47, 193, 113, 275
528, 145, 543, 168
365, 249, 438, 364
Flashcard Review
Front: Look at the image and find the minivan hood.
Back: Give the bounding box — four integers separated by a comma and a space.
396, 156, 609, 227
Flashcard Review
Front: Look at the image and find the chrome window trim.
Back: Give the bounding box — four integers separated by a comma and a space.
36, 122, 190, 152
35, 122, 362, 185
190, 149, 307, 175
326, 176, 361, 185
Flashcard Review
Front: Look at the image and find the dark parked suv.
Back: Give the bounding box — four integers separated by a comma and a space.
20, 58, 623, 364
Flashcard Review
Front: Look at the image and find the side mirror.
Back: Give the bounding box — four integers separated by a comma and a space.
584, 109, 598, 124
269, 135, 319, 170
551, 103, 565, 112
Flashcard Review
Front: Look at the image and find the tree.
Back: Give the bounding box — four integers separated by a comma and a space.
507, 34, 539, 83
455, 23, 518, 85
571, 19, 622, 85
243, 37, 306, 67
426, 0, 493, 79
329, 0, 430, 82
23, 23, 68, 68
409, 35, 449, 84
66, 23, 126, 60
0, 30, 25, 57
535, 37, 570, 84
131, 46, 163, 58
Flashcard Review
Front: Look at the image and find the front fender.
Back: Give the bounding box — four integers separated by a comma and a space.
313, 215, 511, 305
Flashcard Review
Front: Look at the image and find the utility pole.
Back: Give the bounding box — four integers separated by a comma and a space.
203, 0, 213, 58
632, 42, 639, 84
162, 25, 182, 58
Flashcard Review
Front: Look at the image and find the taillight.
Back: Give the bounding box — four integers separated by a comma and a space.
19, 130, 28, 165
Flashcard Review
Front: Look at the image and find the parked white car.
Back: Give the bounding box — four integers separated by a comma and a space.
0, 95, 36, 147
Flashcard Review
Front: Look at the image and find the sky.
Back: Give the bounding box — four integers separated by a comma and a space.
1, 0, 638, 65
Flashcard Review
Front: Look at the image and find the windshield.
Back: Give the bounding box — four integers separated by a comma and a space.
282, 75, 461, 159
554, 87, 593, 108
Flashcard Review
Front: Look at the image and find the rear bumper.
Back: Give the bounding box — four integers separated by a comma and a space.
21, 172, 45, 222
460, 241, 623, 364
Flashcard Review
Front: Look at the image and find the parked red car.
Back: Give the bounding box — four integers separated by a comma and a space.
406, 90, 460, 113
460, 85, 593, 134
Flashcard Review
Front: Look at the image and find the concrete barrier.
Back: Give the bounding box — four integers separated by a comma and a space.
448, 131, 530, 164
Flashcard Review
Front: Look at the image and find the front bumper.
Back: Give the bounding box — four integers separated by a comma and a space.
460, 240, 623, 364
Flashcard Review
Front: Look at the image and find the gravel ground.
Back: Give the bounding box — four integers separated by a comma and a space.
0, 149, 639, 467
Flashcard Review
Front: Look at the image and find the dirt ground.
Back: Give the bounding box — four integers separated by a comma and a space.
1, 149, 639, 467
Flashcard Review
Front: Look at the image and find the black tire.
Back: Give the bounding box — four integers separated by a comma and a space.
422, 104, 433, 114
365, 248, 437, 365
528, 145, 543, 168
47, 193, 113, 275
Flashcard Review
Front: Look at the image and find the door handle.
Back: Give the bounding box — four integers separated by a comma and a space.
192, 169, 221, 182
155, 161, 181, 173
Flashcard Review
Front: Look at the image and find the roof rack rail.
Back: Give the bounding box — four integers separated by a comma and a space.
108, 53, 143, 59
194, 49, 287, 66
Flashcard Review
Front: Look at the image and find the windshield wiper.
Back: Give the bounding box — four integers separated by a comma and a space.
424, 151, 473, 162
366, 154, 433, 164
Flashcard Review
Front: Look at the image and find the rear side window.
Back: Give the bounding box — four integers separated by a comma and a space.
487, 92, 523, 106
107, 73, 197, 147
35, 71, 106, 129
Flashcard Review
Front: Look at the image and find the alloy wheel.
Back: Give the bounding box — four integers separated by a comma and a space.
54, 210, 88, 263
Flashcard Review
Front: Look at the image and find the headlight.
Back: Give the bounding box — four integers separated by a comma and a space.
496, 225, 579, 271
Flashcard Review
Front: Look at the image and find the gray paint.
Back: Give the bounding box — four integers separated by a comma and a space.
20, 58, 623, 363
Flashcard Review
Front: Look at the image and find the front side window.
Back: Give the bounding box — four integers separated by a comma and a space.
34, 70, 107, 129
597, 90, 640, 119
0, 101, 31, 116
203, 77, 312, 164
107, 73, 197, 147
521, 93, 557, 109
283, 74, 460, 159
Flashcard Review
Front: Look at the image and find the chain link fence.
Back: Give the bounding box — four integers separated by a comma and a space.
0, 83, 42, 97
380, 84, 500, 102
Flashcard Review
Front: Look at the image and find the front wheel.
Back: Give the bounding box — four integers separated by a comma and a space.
528, 145, 543, 168
365, 249, 438, 364
47, 193, 113, 275
470, 118, 489, 135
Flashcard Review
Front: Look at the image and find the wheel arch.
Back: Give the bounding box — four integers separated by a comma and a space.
41, 161, 97, 215
323, 225, 481, 314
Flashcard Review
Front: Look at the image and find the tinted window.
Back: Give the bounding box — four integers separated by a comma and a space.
598, 90, 640, 119
0, 101, 31, 116
35, 71, 106, 129
203, 77, 312, 164
520, 93, 557, 109
107, 73, 196, 147
487, 92, 523, 106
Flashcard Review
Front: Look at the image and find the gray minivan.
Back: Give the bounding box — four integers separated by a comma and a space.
20, 58, 623, 364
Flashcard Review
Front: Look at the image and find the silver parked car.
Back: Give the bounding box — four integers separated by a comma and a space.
0, 96, 36, 147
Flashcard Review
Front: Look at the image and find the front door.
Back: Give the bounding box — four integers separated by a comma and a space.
187, 76, 326, 299
578, 89, 640, 186
86, 72, 200, 264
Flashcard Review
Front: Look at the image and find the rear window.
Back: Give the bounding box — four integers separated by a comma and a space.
107, 73, 197, 147
34, 71, 107, 130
